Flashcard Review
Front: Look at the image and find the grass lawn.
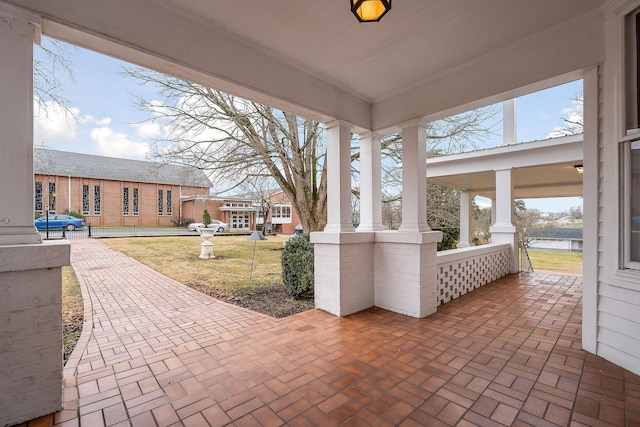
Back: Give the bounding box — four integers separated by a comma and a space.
527, 249, 583, 275
102, 235, 289, 291
62, 266, 83, 363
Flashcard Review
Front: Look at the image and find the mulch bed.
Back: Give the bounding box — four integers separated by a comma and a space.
185, 282, 314, 318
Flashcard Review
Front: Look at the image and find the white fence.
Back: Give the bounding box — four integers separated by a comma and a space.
436, 243, 511, 306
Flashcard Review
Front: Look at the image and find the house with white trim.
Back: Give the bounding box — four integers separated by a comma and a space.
1, 1, 640, 424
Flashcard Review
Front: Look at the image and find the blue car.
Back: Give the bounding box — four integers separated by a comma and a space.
35, 214, 85, 231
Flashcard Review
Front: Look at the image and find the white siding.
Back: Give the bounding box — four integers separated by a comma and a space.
596, 3, 640, 376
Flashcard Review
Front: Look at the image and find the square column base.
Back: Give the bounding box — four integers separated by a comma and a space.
311, 232, 375, 317
374, 231, 442, 318
0, 241, 70, 426
489, 224, 519, 273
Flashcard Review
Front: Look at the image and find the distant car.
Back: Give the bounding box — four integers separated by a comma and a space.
35, 214, 85, 231
188, 220, 229, 233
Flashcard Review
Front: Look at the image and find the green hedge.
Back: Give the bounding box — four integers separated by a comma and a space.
281, 234, 314, 298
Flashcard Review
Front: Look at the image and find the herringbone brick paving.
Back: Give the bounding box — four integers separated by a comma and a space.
17, 239, 640, 426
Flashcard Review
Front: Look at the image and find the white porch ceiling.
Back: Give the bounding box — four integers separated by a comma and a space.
7, 0, 607, 131
152, 0, 603, 104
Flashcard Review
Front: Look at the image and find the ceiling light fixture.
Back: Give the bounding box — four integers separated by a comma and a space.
575, 165, 584, 174
351, 0, 392, 22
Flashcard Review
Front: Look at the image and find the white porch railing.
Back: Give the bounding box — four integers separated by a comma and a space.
436, 243, 511, 306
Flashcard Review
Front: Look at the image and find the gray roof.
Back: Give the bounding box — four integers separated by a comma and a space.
34, 148, 211, 188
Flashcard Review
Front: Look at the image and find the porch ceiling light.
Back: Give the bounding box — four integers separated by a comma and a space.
351, 0, 391, 22
575, 165, 584, 174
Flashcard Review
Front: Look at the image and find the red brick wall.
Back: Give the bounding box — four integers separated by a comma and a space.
34, 174, 208, 227
182, 199, 226, 224
266, 192, 301, 235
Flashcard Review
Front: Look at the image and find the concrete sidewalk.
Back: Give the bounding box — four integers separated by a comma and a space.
18, 238, 640, 426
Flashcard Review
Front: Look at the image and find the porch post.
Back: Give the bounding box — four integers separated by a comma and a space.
0, 6, 42, 246
398, 119, 430, 232
491, 198, 497, 226
458, 191, 473, 248
489, 168, 519, 272
311, 120, 374, 317
324, 120, 356, 233
372, 119, 441, 318
0, 5, 69, 426
357, 131, 385, 232
503, 99, 517, 145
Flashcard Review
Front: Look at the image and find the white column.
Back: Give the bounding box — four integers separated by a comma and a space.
0, 6, 41, 245
357, 131, 385, 232
489, 169, 519, 272
493, 169, 514, 228
398, 120, 429, 232
0, 6, 69, 426
324, 120, 355, 233
503, 99, 517, 145
491, 198, 497, 226
458, 191, 472, 248
581, 66, 598, 354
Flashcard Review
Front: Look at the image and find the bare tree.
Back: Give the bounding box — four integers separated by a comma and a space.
123, 68, 328, 232
34, 37, 77, 115
124, 67, 498, 233
515, 200, 541, 247
472, 202, 492, 244
549, 91, 584, 137
235, 174, 281, 233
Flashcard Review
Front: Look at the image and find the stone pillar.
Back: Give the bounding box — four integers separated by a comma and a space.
503, 99, 517, 145
458, 191, 473, 248
0, 5, 69, 426
357, 131, 385, 232
324, 120, 355, 233
489, 169, 519, 272
398, 119, 430, 232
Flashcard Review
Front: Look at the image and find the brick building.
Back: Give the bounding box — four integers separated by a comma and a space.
182, 191, 301, 234
34, 148, 211, 226
34, 148, 301, 232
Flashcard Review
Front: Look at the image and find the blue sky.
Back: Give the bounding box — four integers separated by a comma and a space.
34, 37, 583, 214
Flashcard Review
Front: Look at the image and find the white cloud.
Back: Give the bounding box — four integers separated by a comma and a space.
547, 97, 583, 138
133, 121, 162, 139
475, 196, 492, 209
96, 117, 112, 126
34, 99, 79, 144
90, 127, 150, 160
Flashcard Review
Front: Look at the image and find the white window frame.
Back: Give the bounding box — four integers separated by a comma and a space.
621, 4, 640, 270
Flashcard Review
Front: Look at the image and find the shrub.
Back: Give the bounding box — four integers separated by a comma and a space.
281, 234, 314, 298
202, 209, 211, 226
434, 227, 459, 251
177, 217, 194, 227
63, 209, 85, 220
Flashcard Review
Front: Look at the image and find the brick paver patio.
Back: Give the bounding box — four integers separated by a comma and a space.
18, 239, 640, 426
